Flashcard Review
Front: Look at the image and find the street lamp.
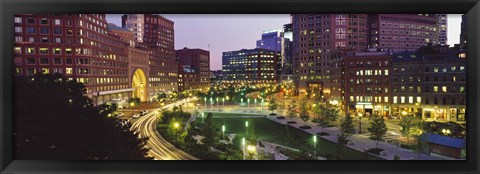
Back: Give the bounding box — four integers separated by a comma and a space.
242, 137, 246, 160
216, 97, 219, 108
248, 98, 250, 108
174, 122, 180, 146
202, 112, 205, 124
261, 98, 264, 111
358, 113, 363, 134
222, 97, 225, 108
313, 135, 317, 156
204, 97, 207, 109
254, 98, 257, 108
245, 121, 249, 137
210, 97, 213, 108
222, 125, 225, 140
241, 98, 244, 107
130, 102, 135, 117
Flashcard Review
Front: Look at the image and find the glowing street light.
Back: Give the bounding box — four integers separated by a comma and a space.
204, 97, 207, 109
222, 97, 225, 107
313, 135, 317, 156
174, 122, 180, 146
210, 97, 213, 108
130, 102, 135, 117
216, 97, 219, 108
261, 98, 264, 111
202, 112, 205, 123
254, 98, 257, 107
222, 125, 226, 140
442, 129, 451, 135
247, 98, 250, 108
242, 137, 246, 160
241, 98, 244, 107
245, 121, 249, 137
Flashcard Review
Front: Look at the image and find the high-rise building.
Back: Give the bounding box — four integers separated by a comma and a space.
122, 14, 178, 98
222, 48, 280, 84
176, 47, 210, 92
391, 45, 466, 122
292, 14, 369, 97
256, 29, 291, 83
14, 14, 131, 104
437, 14, 448, 45
109, 23, 151, 102
282, 24, 294, 82
460, 14, 467, 49
369, 14, 440, 51
343, 51, 392, 118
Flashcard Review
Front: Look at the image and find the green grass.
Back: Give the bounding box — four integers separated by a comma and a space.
194, 116, 382, 160
207, 112, 264, 117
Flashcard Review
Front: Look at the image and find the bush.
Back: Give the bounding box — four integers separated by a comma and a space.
299, 126, 311, 129
317, 132, 330, 136
276, 116, 285, 119
287, 121, 297, 124
269, 113, 277, 116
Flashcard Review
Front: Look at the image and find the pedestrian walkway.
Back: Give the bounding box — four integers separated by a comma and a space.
202, 106, 451, 160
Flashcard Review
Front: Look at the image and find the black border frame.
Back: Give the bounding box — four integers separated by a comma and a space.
1, 0, 479, 173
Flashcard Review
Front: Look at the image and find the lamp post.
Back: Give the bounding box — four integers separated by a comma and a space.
204, 97, 207, 109
222, 98, 225, 108
241, 98, 244, 108
248, 98, 250, 108
242, 137, 246, 160
358, 113, 363, 134
222, 125, 225, 140
254, 98, 257, 108
210, 97, 213, 108
202, 112, 205, 124
216, 97, 219, 108
313, 135, 317, 156
174, 122, 180, 146
130, 102, 135, 117
442, 129, 451, 135
261, 98, 264, 111
245, 121, 249, 137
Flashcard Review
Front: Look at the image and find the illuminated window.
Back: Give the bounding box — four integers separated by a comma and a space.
400, 96, 405, 103
408, 96, 413, 104
66, 68, 73, 75
39, 48, 48, 54
416, 97, 421, 103
41, 68, 49, 74
442, 86, 447, 93
433, 86, 438, 92
14, 47, 21, 54
393, 96, 397, 104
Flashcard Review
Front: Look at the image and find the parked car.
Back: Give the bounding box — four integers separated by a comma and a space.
140, 110, 148, 116
115, 112, 124, 118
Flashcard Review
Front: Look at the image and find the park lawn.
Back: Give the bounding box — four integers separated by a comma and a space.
208, 112, 265, 117
195, 117, 381, 160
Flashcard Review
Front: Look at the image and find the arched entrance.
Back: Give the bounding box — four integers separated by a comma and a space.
132, 68, 148, 102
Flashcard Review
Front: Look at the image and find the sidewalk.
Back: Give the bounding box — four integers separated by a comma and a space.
204, 106, 449, 160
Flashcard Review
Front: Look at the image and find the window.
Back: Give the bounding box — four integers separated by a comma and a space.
14, 47, 21, 54
55, 38, 62, 43
40, 28, 49, 34
54, 28, 62, 34
53, 58, 62, 65
393, 96, 398, 104
27, 18, 35, 24
41, 37, 49, 43
53, 48, 61, 54
433, 86, 438, 92
39, 48, 48, 54
408, 96, 413, 104
15, 36, 23, 42
26, 27, 35, 33
401, 96, 405, 103
14, 68, 22, 75
65, 48, 72, 54
66, 68, 73, 75
26, 58, 36, 64
54, 19, 61, 25
433, 67, 438, 72
15, 27, 22, 33
14, 57, 22, 65
416, 97, 421, 103
66, 58, 72, 64
26, 68, 36, 75
14, 17, 22, 23
460, 86, 465, 93
66, 29, 73, 35
28, 37, 35, 42
40, 58, 49, 64
40, 18, 48, 24
41, 68, 49, 74
27, 47, 35, 54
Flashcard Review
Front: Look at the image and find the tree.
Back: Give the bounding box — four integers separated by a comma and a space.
335, 133, 348, 160
267, 98, 279, 114
286, 104, 297, 121
316, 105, 339, 133
14, 74, 151, 160
203, 112, 217, 151
367, 116, 388, 149
157, 93, 167, 102
128, 97, 140, 106
399, 114, 422, 145
340, 114, 355, 137
299, 99, 310, 125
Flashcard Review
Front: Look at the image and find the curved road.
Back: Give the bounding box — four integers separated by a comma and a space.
130, 98, 199, 160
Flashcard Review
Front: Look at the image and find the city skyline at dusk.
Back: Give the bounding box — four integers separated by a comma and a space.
107, 14, 462, 70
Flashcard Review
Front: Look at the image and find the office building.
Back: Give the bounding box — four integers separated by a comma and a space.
176, 47, 210, 92
222, 48, 280, 84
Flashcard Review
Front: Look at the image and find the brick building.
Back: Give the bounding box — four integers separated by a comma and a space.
176, 47, 210, 92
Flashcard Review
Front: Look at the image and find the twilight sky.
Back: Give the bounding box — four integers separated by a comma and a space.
106, 14, 462, 70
